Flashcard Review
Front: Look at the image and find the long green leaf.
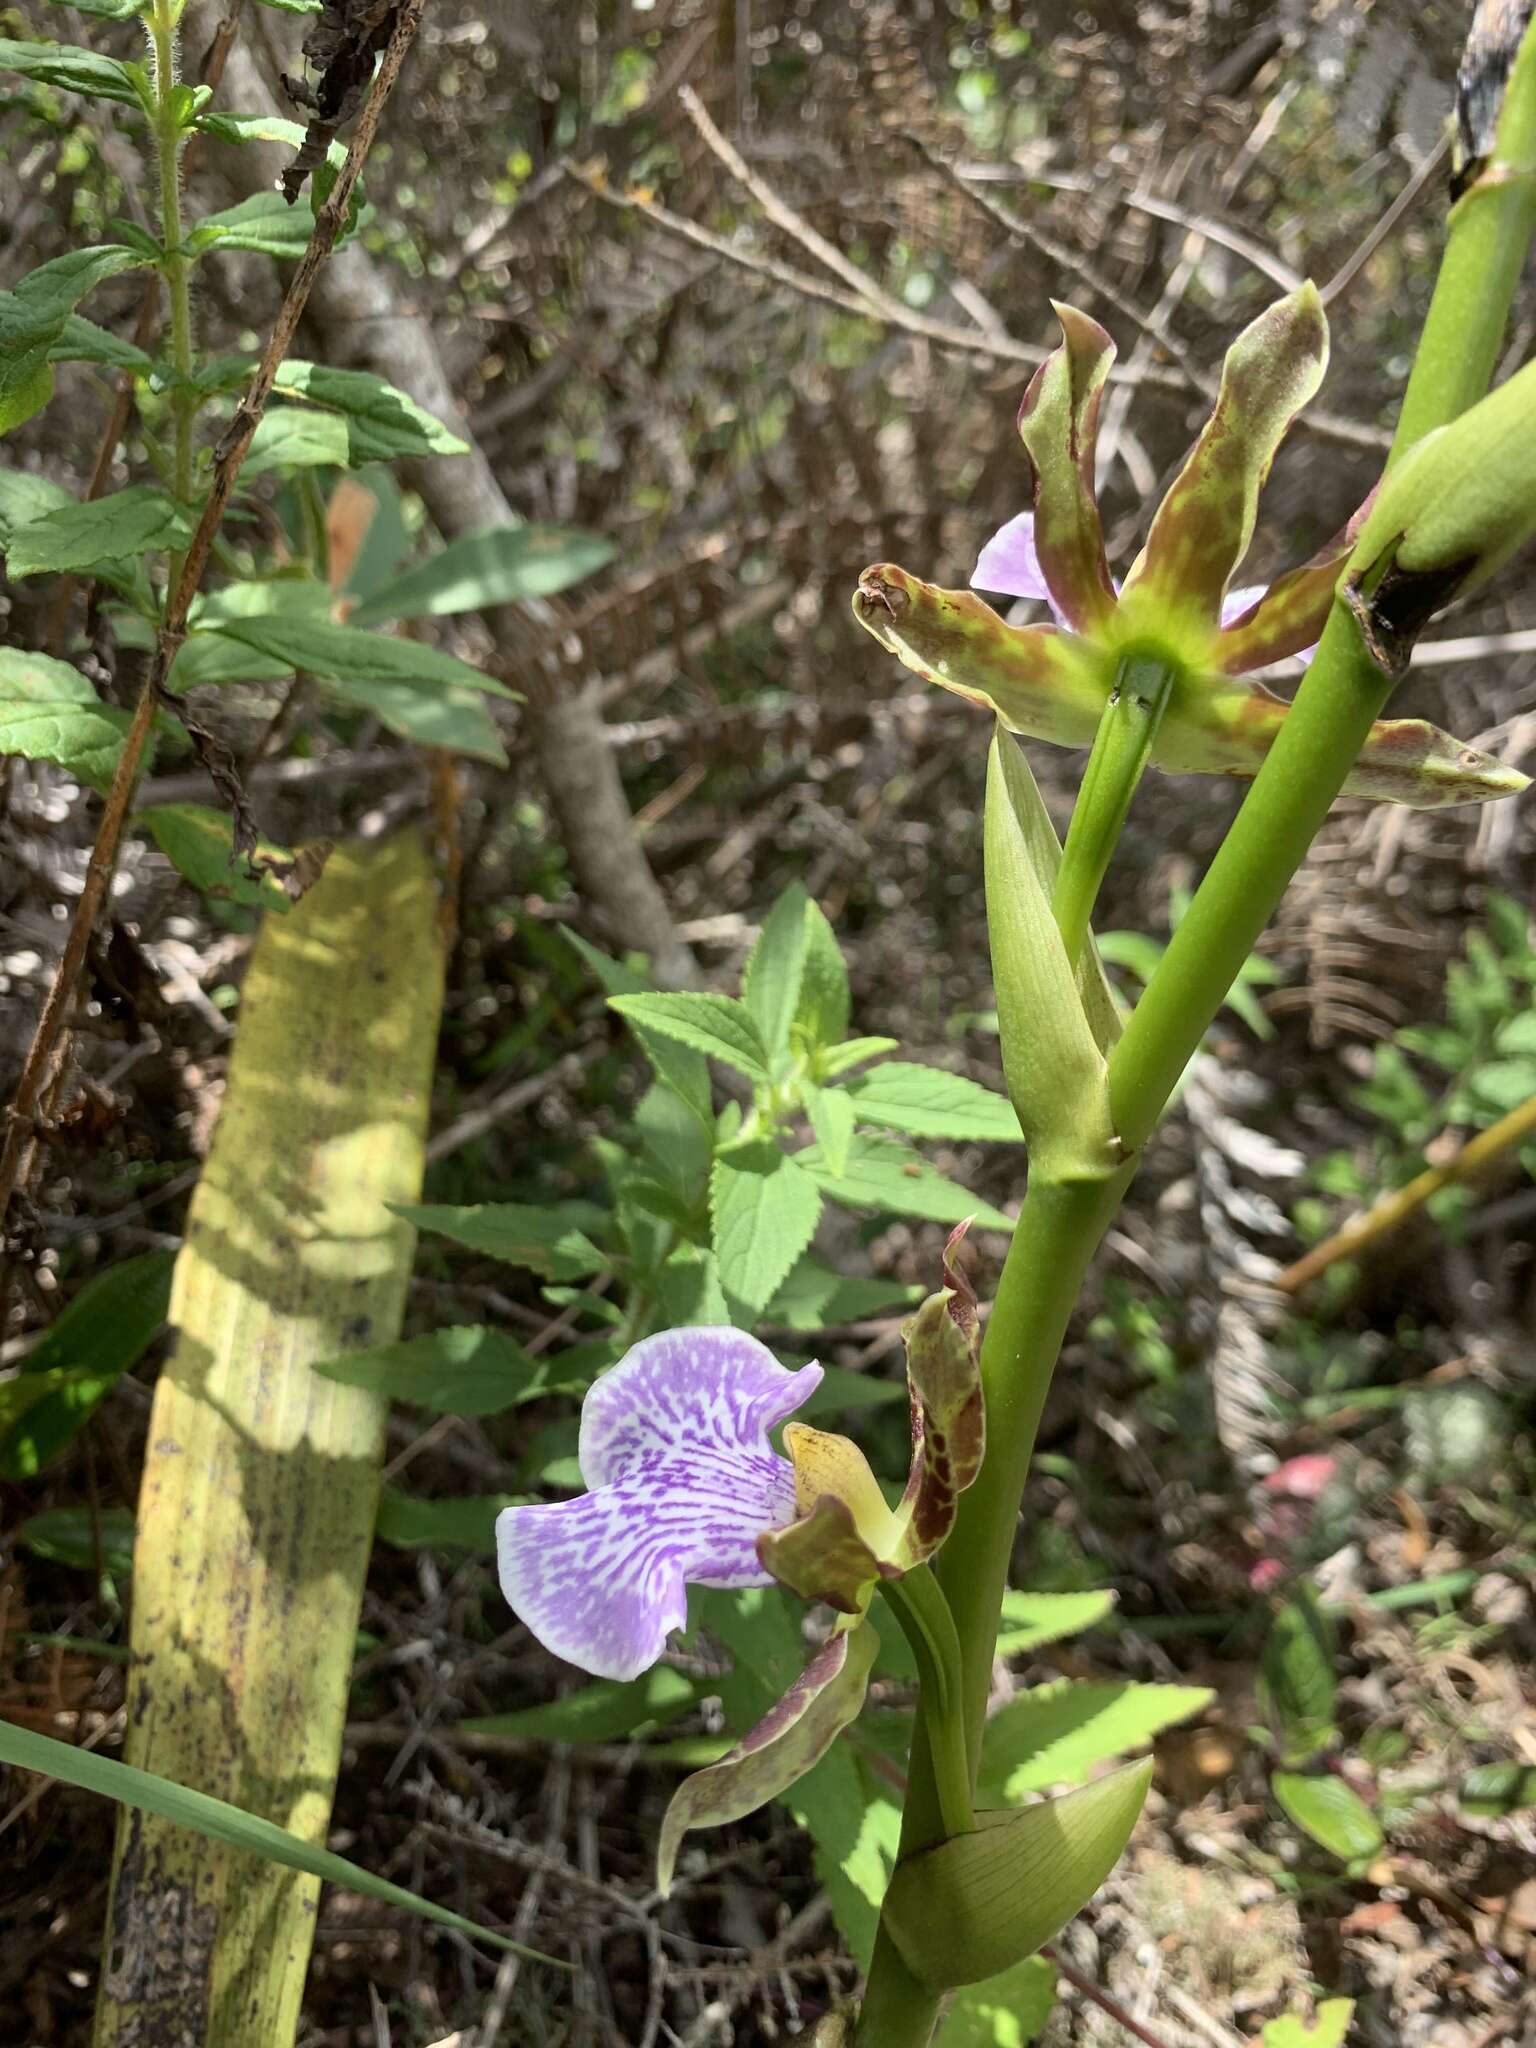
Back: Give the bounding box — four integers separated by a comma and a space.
0, 1718, 561, 1964
351, 524, 615, 624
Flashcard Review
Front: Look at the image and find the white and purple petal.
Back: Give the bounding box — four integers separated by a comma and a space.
971, 512, 1058, 609
497, 1328, 823, 1682
579, 1326, 821, 1489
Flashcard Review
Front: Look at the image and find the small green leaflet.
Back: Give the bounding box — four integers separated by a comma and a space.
242, 408, 352, 477
0, 1718, 563, 1965
804, 1083, 856, 1176
268, 362, 469, 463
995, 1589, 1117, 1657
1271, 1771, 1384, 1866
1459, 1762, 1536, 1816
373, 1488, 527, 1550
49, 314, 154, 376
462, 1666, 704, 1745
0, 39, 146, 106
194, 109, 343, 165
743, 884, 812, 1054
710, 1143, 823, 1315
1260, 1585, 1338, 1765
795, 896, 852, 1047
0, 1250, 173, 1479
942, 1956, 1058, 2046
0, 648, 131, 794
351, 524, 615, 624
799, 1133, 1014, 1231
764, 1256, 918, 1332
393, 1199, 609, 1280
187, 192, 317, 260
139, 804, 311, 915
20, 1505, 136, 1575
843, 1062, 1023, 1142
5, 485, 190, 579
975, 1679, 1214, 1804
820, 1035, 899, 1078
565, 930, 713, 1124
0, 244, 146, 435
315, 1325, 597, 1416
609, 992, 771, 1084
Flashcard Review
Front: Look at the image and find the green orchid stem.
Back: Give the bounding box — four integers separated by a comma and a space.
855, 1171, 1129, 2048
1392, 13, 1536, 461
877, 1566, 972, 1846
1051, 652, 1178, 969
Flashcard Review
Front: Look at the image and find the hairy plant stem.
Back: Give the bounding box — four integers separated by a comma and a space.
147, 0, 195, 521
856, 27, 1536, 2041
0, 0, 427, 1234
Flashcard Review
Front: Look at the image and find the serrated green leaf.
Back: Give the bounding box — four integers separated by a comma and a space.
49, 313, 154, 375
744, 884, 812, 1055
187, 191, 315, 260
564, 929, 713, 1122
242, 407, 352, 476
373, 1487, 527, 1551
1262, 1999, 1355, 2048
1271, 1771, 1383, 1864
711, 1143, 822, 1314
844, 1061, 1023, 1142
795, 898, 851, 1048
266, 362, 468, 463
995, 1589, 1117, 1657
0, 38, 144, 104
351, 524, 614, 623
207, 614, 513, 697
462, 1665, 703, 1745
0, 1252, 172, 1480
886, 1760, 1153, 1990
0, 246, 146, 433
977, 1679, 1214, 1803
194, 109, 339, 160
314, 1324, 592, 1415
394, 1200, 609, 1279
800, 1132, 1014, 1231
944, 1957, 1058, 2046
610, 992, 772, 1084
805, 1083, 856, 1176
0, 657, 132, 793
0, 1718, 559, 1964
820, 1035, 900, 1078
764, 1256, 918, 1332
6, 484, 189, 579
800, 1363, 907, 1414
655, 1246, 732, 1326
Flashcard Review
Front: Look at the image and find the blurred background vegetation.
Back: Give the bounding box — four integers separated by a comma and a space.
2, 2, 1534, 2043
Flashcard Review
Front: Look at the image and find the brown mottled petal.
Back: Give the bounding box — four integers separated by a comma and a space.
853, 564, 1108, 745
894, 1274, 986, 1571
1015, 303, 1118, 631
656, 1618, 879, 1895
1152, 671, 1530, 809
1121, 285, 1329, 623
1215, 492, 1376, 674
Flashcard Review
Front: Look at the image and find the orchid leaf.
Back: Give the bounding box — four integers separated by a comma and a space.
657, 1619, 879, 1895
1122, 285, 1329, 623
884, 1758, 1153, 1991
1014, 303, 1118, 630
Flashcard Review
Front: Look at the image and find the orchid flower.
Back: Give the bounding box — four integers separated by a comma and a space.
497, 1239, 986, 1890
853, 288, 1528, 811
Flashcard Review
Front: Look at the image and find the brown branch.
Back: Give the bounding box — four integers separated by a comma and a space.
0, 0, 427, 1232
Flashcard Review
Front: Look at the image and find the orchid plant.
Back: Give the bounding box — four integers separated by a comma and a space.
493, 27, 1536, 2041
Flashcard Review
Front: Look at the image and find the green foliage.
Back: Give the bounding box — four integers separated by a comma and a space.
1099, 880, 1284, 1041
0, 1252, 172, 1478
975, 1678, 1213, 1804
1270, 1770, 1384, 1868
1259, 1586, 1339, 1766
139, 804, 301, 916
463, 1666, 706, 1743
1311, 893, 1536, 1230
0, 648, 134, 793
314, 1325, 597, 1415
0, 1719, 557, 1963
941, 1958, 1058, 2047
350, 524, 617, 623
1262, 2001, 1355, 2048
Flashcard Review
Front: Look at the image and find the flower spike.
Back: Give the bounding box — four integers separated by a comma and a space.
496, 1329, 822, 1682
